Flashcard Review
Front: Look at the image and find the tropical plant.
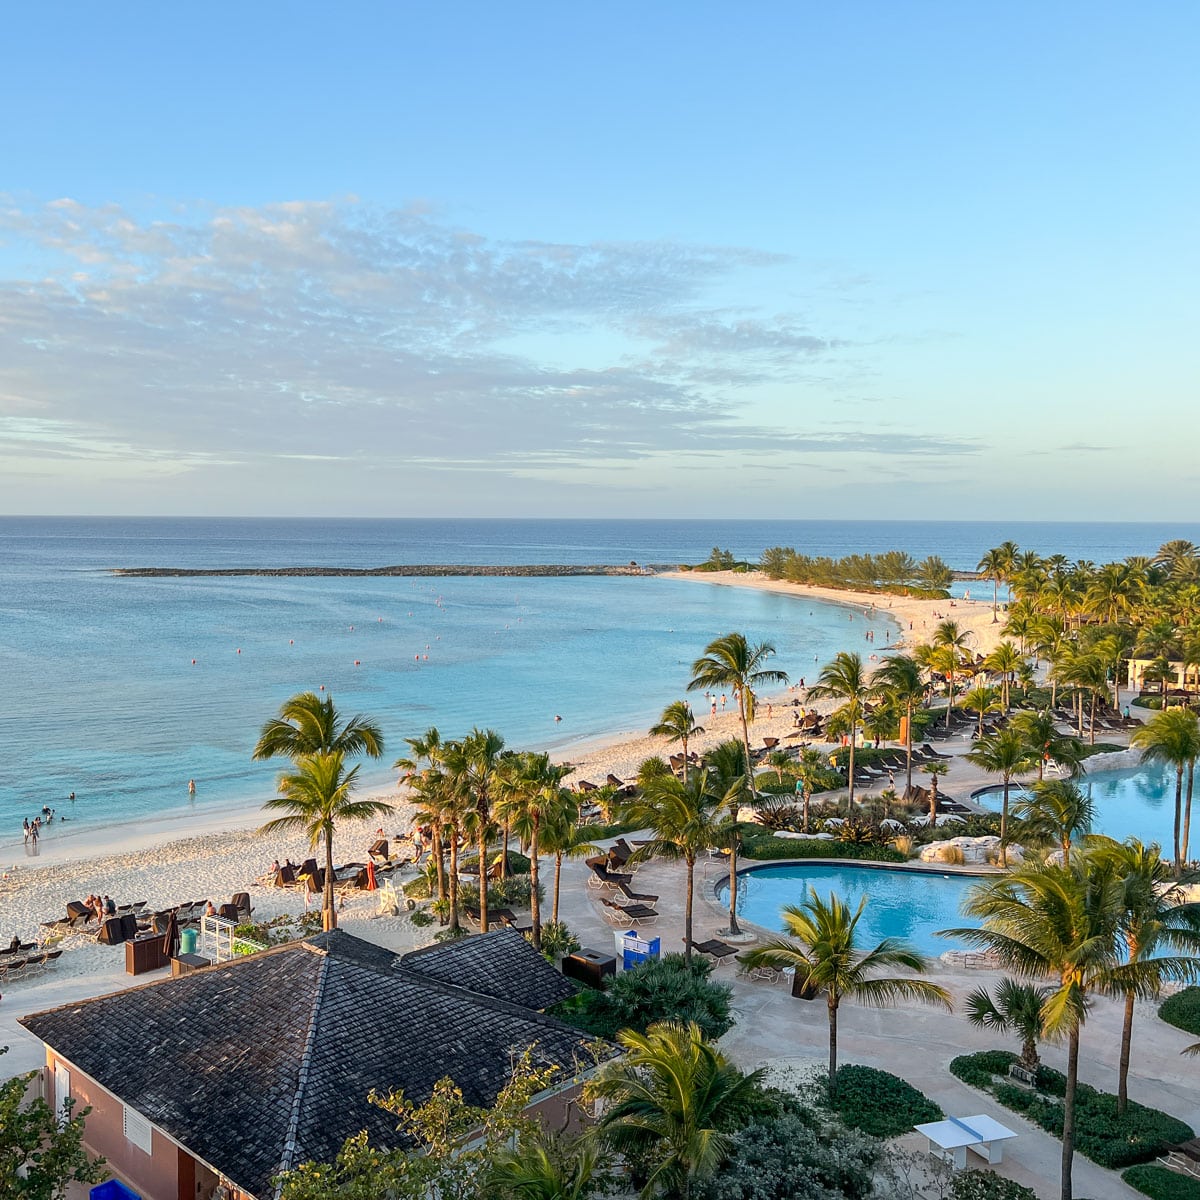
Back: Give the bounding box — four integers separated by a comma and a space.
978, 546, 1013, 623
650, 701, 705, 783
1132, 707, 1200, 872
409, 766, 463, 930
586, 1021, 763, 1200
253, 690, 385, 764
984, 641, 1026, 711
700, 739, 753, 933
1088, 837, 1200, 1111
486, 1128, 602, 1200
808, 651, 870, 808
539, 805, 600, 925
1010, 710, 1086, 782
628, 770, 731, 961
922, 760, 949, 826
443, 727, 506, 932
966, 729, 1036, 866
261, 751, 394, 930
872, 652, 927, 798
930, 619, 975, 728
962, 684, 1004, 738
1012, 780, 1094, 867
793, 747, 829, 833
965, 977, 1053, 1074
945, 854, 1145, 1200
688, 635, 788, 934
738, 889, 951, 1099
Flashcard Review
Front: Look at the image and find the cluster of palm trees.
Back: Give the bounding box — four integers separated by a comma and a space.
759, 545, 955, 592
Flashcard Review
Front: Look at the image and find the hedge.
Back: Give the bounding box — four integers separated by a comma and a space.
740, 833, 905, 863
827, 1065, 942, 1138
1124, 1164, 1200, 1200
1160, 988, 1200, 1036
949, 1051, 1193, 1169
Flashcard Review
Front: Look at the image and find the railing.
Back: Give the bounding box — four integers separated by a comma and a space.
199, 915, 267, 962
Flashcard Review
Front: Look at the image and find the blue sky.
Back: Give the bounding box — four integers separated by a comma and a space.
1, 3, 1196, 517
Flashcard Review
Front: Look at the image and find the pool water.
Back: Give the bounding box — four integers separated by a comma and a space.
720, 862, 980, 956
972, 762, 1179, 852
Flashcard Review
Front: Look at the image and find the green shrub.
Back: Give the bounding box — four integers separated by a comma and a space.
826, 1065, 942, 1138
458, 850, 531, 876
949, 1050, 1018, 1088
1124, 1164, 1200, 1200
740, 830, 905, 863
409, 909, 434, 928
403, 875, 432, 899
536, 920, 580, 958
951, 1170, 1038, 1200
548, 953, 733, 1041
1160, 987, 1200, 1036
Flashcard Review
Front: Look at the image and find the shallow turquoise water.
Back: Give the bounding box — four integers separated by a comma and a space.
720, 862, 980, 955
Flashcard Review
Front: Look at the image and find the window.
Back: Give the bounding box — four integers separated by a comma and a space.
123, 1104, 153, 1155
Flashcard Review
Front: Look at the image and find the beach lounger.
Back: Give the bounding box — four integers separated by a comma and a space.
612, 880, 659, 905
586, 860, 632, 890
692, 938, 738, 966
274, 865, 297, 886
231, 892, 252, 920
600, 898, 658, 926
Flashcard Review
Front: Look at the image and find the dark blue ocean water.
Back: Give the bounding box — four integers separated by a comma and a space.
3, 518, 1196, 846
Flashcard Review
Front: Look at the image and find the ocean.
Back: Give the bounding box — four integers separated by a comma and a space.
3, 517, 1198, 846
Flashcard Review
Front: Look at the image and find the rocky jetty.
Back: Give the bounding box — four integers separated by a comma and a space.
112, 563, 664, 578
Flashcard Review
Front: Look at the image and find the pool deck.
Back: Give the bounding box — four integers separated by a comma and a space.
558, 828, 1190, 1200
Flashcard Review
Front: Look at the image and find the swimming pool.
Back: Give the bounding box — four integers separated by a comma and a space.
971, 762, 1178, 851
718, 862, 981, 956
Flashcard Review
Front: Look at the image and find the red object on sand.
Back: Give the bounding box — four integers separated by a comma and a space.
365, 860, 377, 891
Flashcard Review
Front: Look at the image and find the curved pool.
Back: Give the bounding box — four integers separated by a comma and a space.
718, 862, 981, 956
971, 762, 1177, 850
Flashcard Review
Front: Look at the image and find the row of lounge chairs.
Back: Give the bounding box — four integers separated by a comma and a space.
0, 948, 62, 982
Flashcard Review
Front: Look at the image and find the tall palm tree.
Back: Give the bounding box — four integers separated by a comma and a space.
444, 727, 506, 932
872, 653, 926, 797
629, 770, 731, 963
965, 977, 1053, 1075
1010, 710, 1085, 782
984, 641, 1025, 712
931, 620, 974, 729
977, 546, 1011, 622
688, 632, 789, 801
1012, 780, 1095, 867
701, 738, 752, 933
396, 727, 447, 913
1088, 837, 1200, 1111
966, 728, 1037, 867
495, 751, 571, 950
649, 701, 705, 783
962, 683, 1003, 739
946, 855, 1151, 1200
587, 1021, 764, 1200
539, 802, 600, 925
409, 766, 462, 928
808, 651, 870, 808
922, 760, 948, 826
1132, 707, 1200, 873
793, 748, 827, 833
260, 751, 394, 931
253, 691, 385, 764
738, 889, 950, 1099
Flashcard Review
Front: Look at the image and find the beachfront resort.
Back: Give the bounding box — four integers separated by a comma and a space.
5, 540, 1200, 1200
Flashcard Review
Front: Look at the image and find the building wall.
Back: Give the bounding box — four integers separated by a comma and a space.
45, 1049, 183, 1200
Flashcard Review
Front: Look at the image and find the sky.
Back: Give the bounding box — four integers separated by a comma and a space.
1, 3, 1197, 519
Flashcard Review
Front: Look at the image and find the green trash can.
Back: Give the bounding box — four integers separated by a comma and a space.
180, 927, 198, 955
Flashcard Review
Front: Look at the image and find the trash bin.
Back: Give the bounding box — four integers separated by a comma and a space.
618, 930, 660, 971
180, 927, 198, 955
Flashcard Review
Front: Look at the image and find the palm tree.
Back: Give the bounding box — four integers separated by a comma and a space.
253, 691, 385, 764
977, 546, 1012, 622
1012, 780, 1095, 867
965, 977, 1053, 1075
946, 855, 1150, 1200
1088, 837, 1200, 1111
688, 633, 789, 802
872, 653, 926, 797
487, 1128, 601, 1200
966, 729, 1036, 866
794, 748, 827, 833
496, 751, 570, 950
649, 701, 704, 783
738, 889, 950, 1099
931, 620, 974, 729
808, 651, 870, 808
962, 683, 1003, 739
409, 766, 462, 929
540, 803, 600, 925
765, 749, 792, 785
1010, 710, 1085, 782
396, 727, 447, 913
984, 641, 1025, 712
628, 771, 731, 962
444, 727, 506, 932
921, 760, 948, 826
260, 751, 394, 931
1132, 707, 1200, 873
701, 738, 752, 933
587, 1021, 764, 1200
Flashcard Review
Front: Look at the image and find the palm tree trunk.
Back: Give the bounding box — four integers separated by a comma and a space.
1062, 1026, 1079, 1200
684, 858, 695, 963
500, 818, 511, 879
478, 814, 490, 933
681, 733, 689, 785
847, 718, 857, 810
1089, 692, 1097, 746
905, 702, 914, 798
945, 671, 955, 728
1118, 990, 1135, 1115
726, 825, 740, 936
553, 851, 563, 924
993, 578, 998, 622
1174, 766, 1184, 875
1000, 777, 1010, 868
323, 829, 337, 932
1184, 760, 1195, 865
529, 818, 541, 951
448, 828, 461, 933
803, 789, 811, 833
432, 820, 447, 920
827, 997, 839, 1099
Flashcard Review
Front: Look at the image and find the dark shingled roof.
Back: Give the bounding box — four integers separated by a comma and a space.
400, 928, 578, 1010
19, 931, 599, 1200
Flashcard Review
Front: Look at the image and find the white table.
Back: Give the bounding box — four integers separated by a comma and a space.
913, 1114, 1018, 1169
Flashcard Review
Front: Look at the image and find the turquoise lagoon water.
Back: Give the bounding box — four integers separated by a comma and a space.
720, 863, 979, 955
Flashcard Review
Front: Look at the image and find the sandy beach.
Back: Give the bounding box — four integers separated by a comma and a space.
0, 570, 1001, 1075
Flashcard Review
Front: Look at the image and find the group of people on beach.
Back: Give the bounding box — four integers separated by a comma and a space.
83, 894, 117, 923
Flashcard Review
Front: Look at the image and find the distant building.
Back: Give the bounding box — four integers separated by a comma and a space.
20, 929, 597, 1200
1126, 657, 1197, 695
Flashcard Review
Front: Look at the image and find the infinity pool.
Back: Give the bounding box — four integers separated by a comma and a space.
718, 862, 980, 956
972, 762, 1177, 850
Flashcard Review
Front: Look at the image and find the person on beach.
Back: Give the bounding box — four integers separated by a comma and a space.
22, 818, 29, 843
188, 779, 196, 796
104, 895, 116, 917
270, 858, 281, 875
205, 901, 217, 918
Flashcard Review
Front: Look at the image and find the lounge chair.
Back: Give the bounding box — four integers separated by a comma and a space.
920, 743, 952, 760
612, 880, 659, 905
692, 938, 739, 966
231, 892, 252, 920
600, 898, 658, 926
586, 859, 632, 890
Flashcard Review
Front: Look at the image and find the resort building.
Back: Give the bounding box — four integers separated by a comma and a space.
19, 929, 594, 1200
1126, 657, 1198, 696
